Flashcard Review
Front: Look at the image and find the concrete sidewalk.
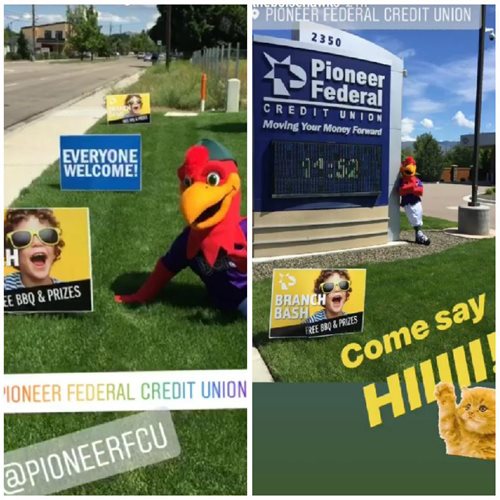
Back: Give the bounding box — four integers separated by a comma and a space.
253, 347, 274, 382
4, 71, 144, 207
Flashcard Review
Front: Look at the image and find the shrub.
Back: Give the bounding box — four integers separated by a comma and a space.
5, 52, 22, 61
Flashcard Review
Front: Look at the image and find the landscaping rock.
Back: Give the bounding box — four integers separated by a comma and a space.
253, 230, 476, 281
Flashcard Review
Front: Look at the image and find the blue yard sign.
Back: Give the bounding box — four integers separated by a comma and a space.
60, 135, 142, 191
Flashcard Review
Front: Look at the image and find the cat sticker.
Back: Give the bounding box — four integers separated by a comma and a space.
435, 382, 495, 461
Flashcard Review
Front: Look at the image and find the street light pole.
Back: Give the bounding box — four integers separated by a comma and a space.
469, 4, 486, 207
31, 4, 36, 61
458, 4, 490, 236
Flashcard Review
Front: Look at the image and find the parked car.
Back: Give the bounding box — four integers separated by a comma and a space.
143, 53, 152, 62
137, 52, 145, 59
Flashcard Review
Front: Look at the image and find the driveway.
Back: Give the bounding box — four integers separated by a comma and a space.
423, 182, 495, 229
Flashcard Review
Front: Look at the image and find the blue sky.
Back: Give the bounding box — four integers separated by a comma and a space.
4, 4, 160, 35
255, 4, 496, 142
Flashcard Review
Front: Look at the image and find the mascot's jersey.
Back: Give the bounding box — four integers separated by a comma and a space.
161, 219, 247, 311
399, 176, 423, 207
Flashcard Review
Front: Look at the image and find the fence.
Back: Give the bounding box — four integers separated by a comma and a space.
191, 43, 247, 110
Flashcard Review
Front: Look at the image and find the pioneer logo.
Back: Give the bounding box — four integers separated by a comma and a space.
263, 52, 307, 96
262, 51, 386, 110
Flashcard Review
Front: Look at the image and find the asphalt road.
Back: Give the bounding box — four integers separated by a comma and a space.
4, 56, 150, 128
423, 182, 496, 229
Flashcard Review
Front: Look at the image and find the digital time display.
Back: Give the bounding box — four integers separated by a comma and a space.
272, 140, 382, 198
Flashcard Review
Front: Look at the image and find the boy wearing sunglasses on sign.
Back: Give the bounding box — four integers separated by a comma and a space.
4, 209, 63, 291
305, 269, 351, 324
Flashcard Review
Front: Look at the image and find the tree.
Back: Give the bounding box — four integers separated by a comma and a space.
95, 33, 111, 57
108, 33, 132, 55
479, 147, 494, 181
66, 5, 104, 60
413, 133, 444, 181
444, 144, 473, 167
4, 26, 15, 40
4, 26, 17, 52
401, 145, 414, 162
130, 31, 156, 53
149, 5, 247, 57
17, 31, 31, 60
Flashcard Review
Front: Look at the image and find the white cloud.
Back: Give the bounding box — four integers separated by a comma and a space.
403, 78, 428, 98
420, 118, 434, 129
408, 97, 446, 114
6, 12, 64, 24
453, 111, 474, 129
398, 48, 416, 59
146, 12, 160, 30
9, 12, 33, 22
401, 117, 416, 141
372, 35, 406, 56
97, 11, 139, 24
409, 48, 495, 104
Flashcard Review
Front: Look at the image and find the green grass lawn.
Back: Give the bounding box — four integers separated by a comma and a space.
253, 238, 495, 383
399, 212, 456, 231
5, 410, 246, 495
6, 111, 246, 375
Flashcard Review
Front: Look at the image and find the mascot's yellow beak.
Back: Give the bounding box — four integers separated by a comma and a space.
400, 163, 417, 177
180, 172, 241, 230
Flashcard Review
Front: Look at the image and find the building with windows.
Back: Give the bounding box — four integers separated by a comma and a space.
20, 22, 70, 54
460, 132, 496, 183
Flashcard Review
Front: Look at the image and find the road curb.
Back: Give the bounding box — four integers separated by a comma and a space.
477, 197, 496, 205
253, 348, 274, 383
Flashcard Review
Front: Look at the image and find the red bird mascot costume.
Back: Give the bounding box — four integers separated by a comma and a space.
399, 156, 430, 245
115, 139, 247, 316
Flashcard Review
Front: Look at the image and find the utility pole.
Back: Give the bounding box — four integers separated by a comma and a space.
469, 4, 486, 207
165, 5, 172, 69
66, 5, 72, 40
31, 4, 36, 61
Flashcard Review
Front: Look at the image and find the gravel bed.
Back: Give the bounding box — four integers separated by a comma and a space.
253, 230, 477, 281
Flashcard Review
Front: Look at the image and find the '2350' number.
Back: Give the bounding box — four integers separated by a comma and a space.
311, 32, 341, 47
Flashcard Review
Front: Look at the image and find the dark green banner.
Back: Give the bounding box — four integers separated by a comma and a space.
253, 383, 495, 495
